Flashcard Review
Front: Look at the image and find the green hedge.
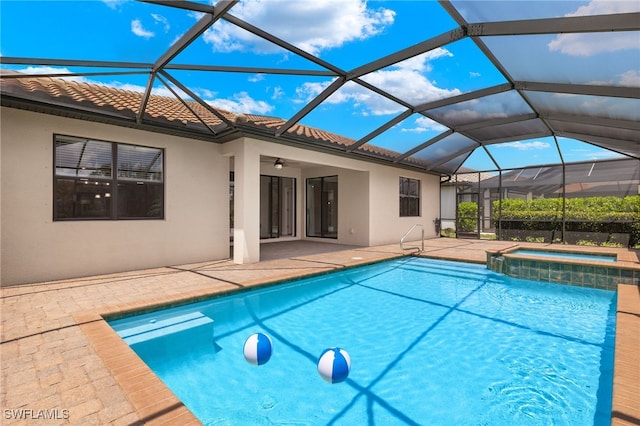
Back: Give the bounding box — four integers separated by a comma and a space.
458, 201, 478, 232
493, 196, 640, 247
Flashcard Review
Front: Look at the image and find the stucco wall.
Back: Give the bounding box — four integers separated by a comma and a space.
368, 165, 440, 246
302, 165, 370, 246
1, 108, 229, 285
229, 138, 439, 249
2, 112, 441, 284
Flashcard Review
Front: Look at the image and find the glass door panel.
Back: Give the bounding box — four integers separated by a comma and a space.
260, 175, 295, 239
306, 176, 338, 239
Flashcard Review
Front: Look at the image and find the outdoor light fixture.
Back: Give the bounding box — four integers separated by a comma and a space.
274, 158, 284, 169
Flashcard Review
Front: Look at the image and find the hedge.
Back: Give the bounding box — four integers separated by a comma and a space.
492, 195, 640, 246
458, 201, 478, 232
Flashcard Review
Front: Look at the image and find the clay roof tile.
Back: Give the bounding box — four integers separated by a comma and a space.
0, 73, 419, 166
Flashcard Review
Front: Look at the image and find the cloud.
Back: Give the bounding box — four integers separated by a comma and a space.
548, 32, 638, 57
131, 19, 155, 39
170, 33, 185, 47
469, 71, 481, 78
402, 116, 448, 133
563, 0, 638, 17
271, 86, 285, 100
102, 0, 126, 9
151, 14, 170, 33
495, 141, 551, 150
10, 65, 274, 115
16, 66, 87, 82
548, 0, 639, 56
202, 0, 395, 56
618, 70, 640, 86
248, 74, 265, 83
206, 92, 273, 114
295, 51, 461, 115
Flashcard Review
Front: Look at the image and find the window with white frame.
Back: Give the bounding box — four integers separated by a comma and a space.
54, 135, 164, 220
399, 177, 420, 217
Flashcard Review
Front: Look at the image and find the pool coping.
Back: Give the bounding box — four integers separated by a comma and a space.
612, 284, 640, 426
72, 251, 640, 425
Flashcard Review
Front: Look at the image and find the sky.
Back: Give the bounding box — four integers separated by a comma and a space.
1, 0, 638, 172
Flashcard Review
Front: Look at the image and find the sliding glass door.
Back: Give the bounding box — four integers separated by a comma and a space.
260, 175, 295, 239
306, 176, 338, 238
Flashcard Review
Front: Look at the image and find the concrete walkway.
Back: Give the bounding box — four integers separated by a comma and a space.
1, 239, 638, 425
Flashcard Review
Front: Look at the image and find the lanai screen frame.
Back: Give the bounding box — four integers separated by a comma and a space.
0, 0, 638, 178
446, 156, 640, 246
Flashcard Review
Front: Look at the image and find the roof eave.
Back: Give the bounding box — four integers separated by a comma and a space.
0, 96, 442, 176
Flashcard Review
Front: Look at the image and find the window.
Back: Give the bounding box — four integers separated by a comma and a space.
399, 177, 420, 217
54, 135, 164, 220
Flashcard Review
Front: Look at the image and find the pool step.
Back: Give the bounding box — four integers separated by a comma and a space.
115, 311, 214, 345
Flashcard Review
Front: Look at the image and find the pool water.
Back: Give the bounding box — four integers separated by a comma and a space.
509, 249, 616, 263
110, 257, 616, 425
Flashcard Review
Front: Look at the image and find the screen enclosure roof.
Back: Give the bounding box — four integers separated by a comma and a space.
1, 0, 638, 175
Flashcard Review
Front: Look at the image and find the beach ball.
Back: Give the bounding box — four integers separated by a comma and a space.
317, 347, 351, 383
243, 333, 273, 365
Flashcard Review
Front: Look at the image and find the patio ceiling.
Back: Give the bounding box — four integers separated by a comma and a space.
1, 0, 639, 175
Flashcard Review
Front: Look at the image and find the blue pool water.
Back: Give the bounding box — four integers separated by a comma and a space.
510, 249, 616, 263
109, 257, 616, 425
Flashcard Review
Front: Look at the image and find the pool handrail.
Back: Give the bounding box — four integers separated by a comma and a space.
400, 224, 424, 253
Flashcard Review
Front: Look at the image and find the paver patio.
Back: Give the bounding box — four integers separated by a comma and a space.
1, 239, 638, 425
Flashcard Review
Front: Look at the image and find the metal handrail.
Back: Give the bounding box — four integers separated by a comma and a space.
400, 224, 424, 252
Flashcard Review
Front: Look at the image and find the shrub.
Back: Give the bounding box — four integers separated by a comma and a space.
493, 195, 640, 246
458, 202, 478, 232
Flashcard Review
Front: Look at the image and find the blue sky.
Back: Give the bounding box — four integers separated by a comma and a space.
1, 0, 637, 171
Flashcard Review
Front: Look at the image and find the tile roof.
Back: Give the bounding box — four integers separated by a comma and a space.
1, 72, 423, 168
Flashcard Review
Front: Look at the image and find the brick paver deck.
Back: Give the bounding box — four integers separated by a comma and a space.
1, 240, 638, 425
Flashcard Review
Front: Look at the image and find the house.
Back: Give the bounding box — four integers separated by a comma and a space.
2, 1, 638, 285
0, 74, 440, 285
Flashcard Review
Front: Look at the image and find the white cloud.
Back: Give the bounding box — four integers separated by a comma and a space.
495, 141, 551, 150
16, 66, 87, 82
294, 51, 461, 116
402, 116, 448, 133
548, 32, 638, 57
202, 0, 395, 56
170, 33, 185, 47
206, 92, 274, 114
11, 65, 273, 115
151, 14, 170, 33
102, 0, 125, 10
248, 74, 265, 83
131, 19, 155, 39
199, 88, 217, 99
271, 86, 284, 100
618, 69, 640, 86
469, 71, 481, 78
564, 0, 639, 17
548, 0, 639, 56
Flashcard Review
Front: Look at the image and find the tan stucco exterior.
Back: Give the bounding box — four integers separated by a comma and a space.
1, 108, 440, 285
1, 108, 229, 285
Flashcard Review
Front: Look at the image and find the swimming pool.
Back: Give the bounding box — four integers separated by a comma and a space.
109, 257, 616, 425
